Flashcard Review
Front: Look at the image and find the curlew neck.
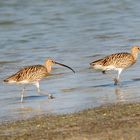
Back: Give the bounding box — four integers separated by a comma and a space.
131, 46, 140, 61
44, 61, 52, 73
46, 65, 52, 73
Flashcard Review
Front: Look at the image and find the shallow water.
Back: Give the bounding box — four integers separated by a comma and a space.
1, 0, 140, 122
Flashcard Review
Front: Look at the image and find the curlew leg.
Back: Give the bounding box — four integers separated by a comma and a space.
34, 81, 40, 93
34, 82, 53, 99
114, 69, 123, 85
21, 87, 25, 103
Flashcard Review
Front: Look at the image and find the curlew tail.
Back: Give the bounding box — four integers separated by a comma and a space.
4, 75, 18, 83
4, 79, 9, 83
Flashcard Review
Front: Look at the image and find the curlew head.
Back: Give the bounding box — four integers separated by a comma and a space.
45, 58, 75, 73
131, 46, 140, 60
45, 58, 55, 67
131, 46, 140, 53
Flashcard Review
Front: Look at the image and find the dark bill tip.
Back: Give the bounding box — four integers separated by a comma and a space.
54, 61, 75, 73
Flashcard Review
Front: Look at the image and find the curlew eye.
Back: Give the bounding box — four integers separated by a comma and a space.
52, 60, 55, 63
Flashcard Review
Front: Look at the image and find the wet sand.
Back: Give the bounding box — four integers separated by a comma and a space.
0, 103, 140, 140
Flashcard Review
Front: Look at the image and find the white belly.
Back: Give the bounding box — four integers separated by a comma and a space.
93, 64, 123, 71
18, 80, 30, 84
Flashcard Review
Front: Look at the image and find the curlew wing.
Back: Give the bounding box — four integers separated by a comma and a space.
4, 65, 49, 83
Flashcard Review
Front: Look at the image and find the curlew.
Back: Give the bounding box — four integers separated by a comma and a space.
4, 58, 75, 102
90, 46, 140, 85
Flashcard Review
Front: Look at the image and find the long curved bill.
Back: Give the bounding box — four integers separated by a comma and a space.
54, 61, 75, 73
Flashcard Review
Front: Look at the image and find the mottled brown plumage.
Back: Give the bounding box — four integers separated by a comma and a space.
91, 53, 135, 68
4, 58, 75, 102
90, 46, 140, 85
4, 65, 49, 83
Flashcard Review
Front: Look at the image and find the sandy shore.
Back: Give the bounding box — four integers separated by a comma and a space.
0, 103, 140, 140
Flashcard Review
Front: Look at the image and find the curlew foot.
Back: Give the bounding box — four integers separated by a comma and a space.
102, 71, 106, 74
114, 78, 119, 85
48, 94, 54, 99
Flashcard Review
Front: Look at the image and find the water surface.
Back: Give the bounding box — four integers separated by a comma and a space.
1, 0, 140, 122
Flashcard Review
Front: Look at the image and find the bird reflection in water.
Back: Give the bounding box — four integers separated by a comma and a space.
115, 87, 125, 102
